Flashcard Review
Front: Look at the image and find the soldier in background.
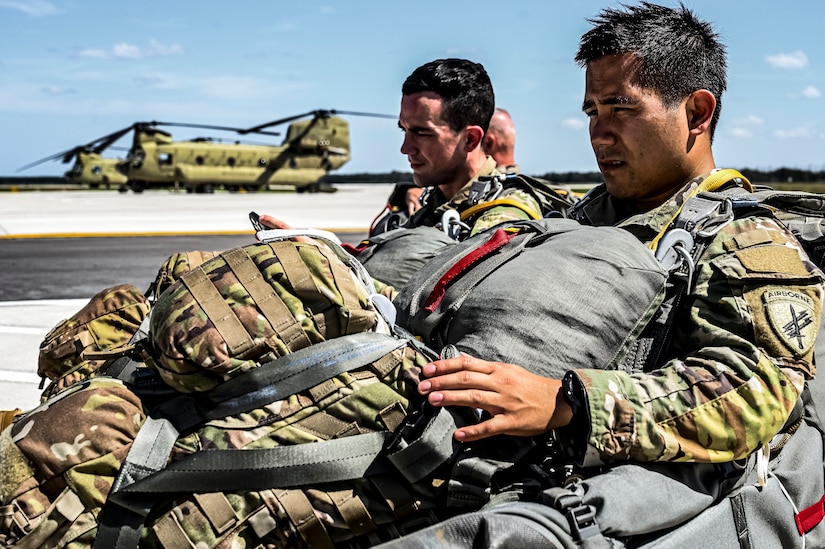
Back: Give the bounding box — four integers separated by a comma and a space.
401, 105, 520, 214
483, 107, 518, 173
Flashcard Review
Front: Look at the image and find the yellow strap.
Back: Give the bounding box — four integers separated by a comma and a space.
648, 169, 752, 253
460, 197, 542, 222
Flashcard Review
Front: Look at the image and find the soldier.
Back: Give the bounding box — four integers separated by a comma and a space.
400, 105, 519, 214
369, 58, 557, 238
417, 2, 822, 468
482, 107, 518, 173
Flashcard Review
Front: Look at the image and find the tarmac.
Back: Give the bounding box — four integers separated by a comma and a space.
0, 184, 396, 411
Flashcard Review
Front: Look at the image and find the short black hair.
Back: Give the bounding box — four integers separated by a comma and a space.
402, 58, 495, 133
575, 2, 727, 139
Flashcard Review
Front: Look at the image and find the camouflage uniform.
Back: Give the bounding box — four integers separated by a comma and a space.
564, 172, 824, 465
408, 156, 542, 236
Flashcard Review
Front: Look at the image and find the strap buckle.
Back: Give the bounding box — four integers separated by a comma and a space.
678, 195, 735, 238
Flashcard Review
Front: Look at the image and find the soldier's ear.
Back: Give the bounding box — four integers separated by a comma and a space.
686, 89, 716, 136
465, 125, 484, 151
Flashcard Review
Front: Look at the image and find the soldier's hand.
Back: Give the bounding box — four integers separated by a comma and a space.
405, 187, 424, 215
258, 214, 294, 230
418, 354, 573, 442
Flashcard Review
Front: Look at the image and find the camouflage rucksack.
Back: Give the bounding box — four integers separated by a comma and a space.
145, 250, 221, 303
36, 283, 150, 399
1, 235, 483, 548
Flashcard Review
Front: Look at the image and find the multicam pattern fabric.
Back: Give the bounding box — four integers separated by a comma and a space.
567, 173, 824, 464
37, 284, 150, 400
149, 240, 379, 392
141, 345, 443, 549
146, 250, 221, 301
0, 378, 144, 547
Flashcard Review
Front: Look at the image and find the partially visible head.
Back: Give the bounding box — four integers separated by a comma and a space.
402, 58, 495, 133
482, 107, 516, 167
399, 59, 495, 194
575, 1, 726, 139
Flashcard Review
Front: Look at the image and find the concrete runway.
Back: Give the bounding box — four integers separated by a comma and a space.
0, 184, 394, 411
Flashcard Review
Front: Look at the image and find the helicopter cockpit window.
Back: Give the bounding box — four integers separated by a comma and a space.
227, 157, 236, 167
195, 156, 205, 166
159, 153, 173, 165
91, 165, 102, 175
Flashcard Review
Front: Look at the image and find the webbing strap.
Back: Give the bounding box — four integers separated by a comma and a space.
324, 244, 374, 335
97, 333, 407, 549
386, 407, 462, 484
423, 228, 518, 312
460, 197, 542, 222
276, 489, 333, 549
648, 169, 752, 253
796, 493, 825, 535
181, 266, 254, 356
222, 246, 311, 353
112, 432, 390, 496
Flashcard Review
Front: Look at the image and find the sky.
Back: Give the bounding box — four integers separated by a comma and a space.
1, 0, 823, 179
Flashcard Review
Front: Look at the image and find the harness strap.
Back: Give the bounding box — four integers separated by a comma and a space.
648, 169, 752, 253
460, 197, 542, 223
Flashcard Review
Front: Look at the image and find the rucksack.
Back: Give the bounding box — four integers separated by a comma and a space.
36, 283, 150, 399
145, 250, 221, 302
1, 235, 490, 549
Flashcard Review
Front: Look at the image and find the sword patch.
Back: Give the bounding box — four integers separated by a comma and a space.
763, 289, 818, 356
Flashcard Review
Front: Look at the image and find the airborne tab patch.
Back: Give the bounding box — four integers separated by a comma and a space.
763, 289, 818, 356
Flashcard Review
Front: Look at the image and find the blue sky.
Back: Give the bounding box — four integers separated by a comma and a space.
2, 0, 823, 179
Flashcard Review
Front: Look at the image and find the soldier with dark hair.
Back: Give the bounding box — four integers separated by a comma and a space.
418, 1, 822, 471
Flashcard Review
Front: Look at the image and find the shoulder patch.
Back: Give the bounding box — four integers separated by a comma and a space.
763, 289, 818, 356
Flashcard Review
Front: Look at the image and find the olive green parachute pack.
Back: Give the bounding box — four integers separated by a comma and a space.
355, 173, 579, 289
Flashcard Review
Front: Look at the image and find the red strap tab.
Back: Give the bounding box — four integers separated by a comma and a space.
796, 493, 825, 535
423, 228, 516, 313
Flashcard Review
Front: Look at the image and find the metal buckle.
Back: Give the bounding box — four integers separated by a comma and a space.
439, 210, 467, 240
678, 196, 735, 238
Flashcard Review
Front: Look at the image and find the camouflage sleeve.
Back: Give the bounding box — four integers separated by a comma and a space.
566, 216, 822, 465
469, 188, 543, 236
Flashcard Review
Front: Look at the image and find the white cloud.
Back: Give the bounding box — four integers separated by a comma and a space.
734, 115, 764, 126
774, 126, 815, 139
78, 40, 184, 60
320, 6, 335, 15
765, 50, 809, 70
0, 0, 58, 16
802, 86, 822, 99
41, 85, 75, 95
111, 43, 143, 59
562, 118, 585, 130
729, 128, 752, 138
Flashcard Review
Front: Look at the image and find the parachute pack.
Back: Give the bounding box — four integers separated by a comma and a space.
357, 173, 579, 289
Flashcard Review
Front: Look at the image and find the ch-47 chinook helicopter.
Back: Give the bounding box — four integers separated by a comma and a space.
19, 110, 395, 193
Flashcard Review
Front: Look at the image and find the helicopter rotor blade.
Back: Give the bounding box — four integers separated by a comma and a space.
238, 109, 395, 135
16, 123, 138, 172
147, 121, 281, 137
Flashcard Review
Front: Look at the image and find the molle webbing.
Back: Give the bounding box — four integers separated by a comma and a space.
222, 247, 310, 352
181, 267, 254, 356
